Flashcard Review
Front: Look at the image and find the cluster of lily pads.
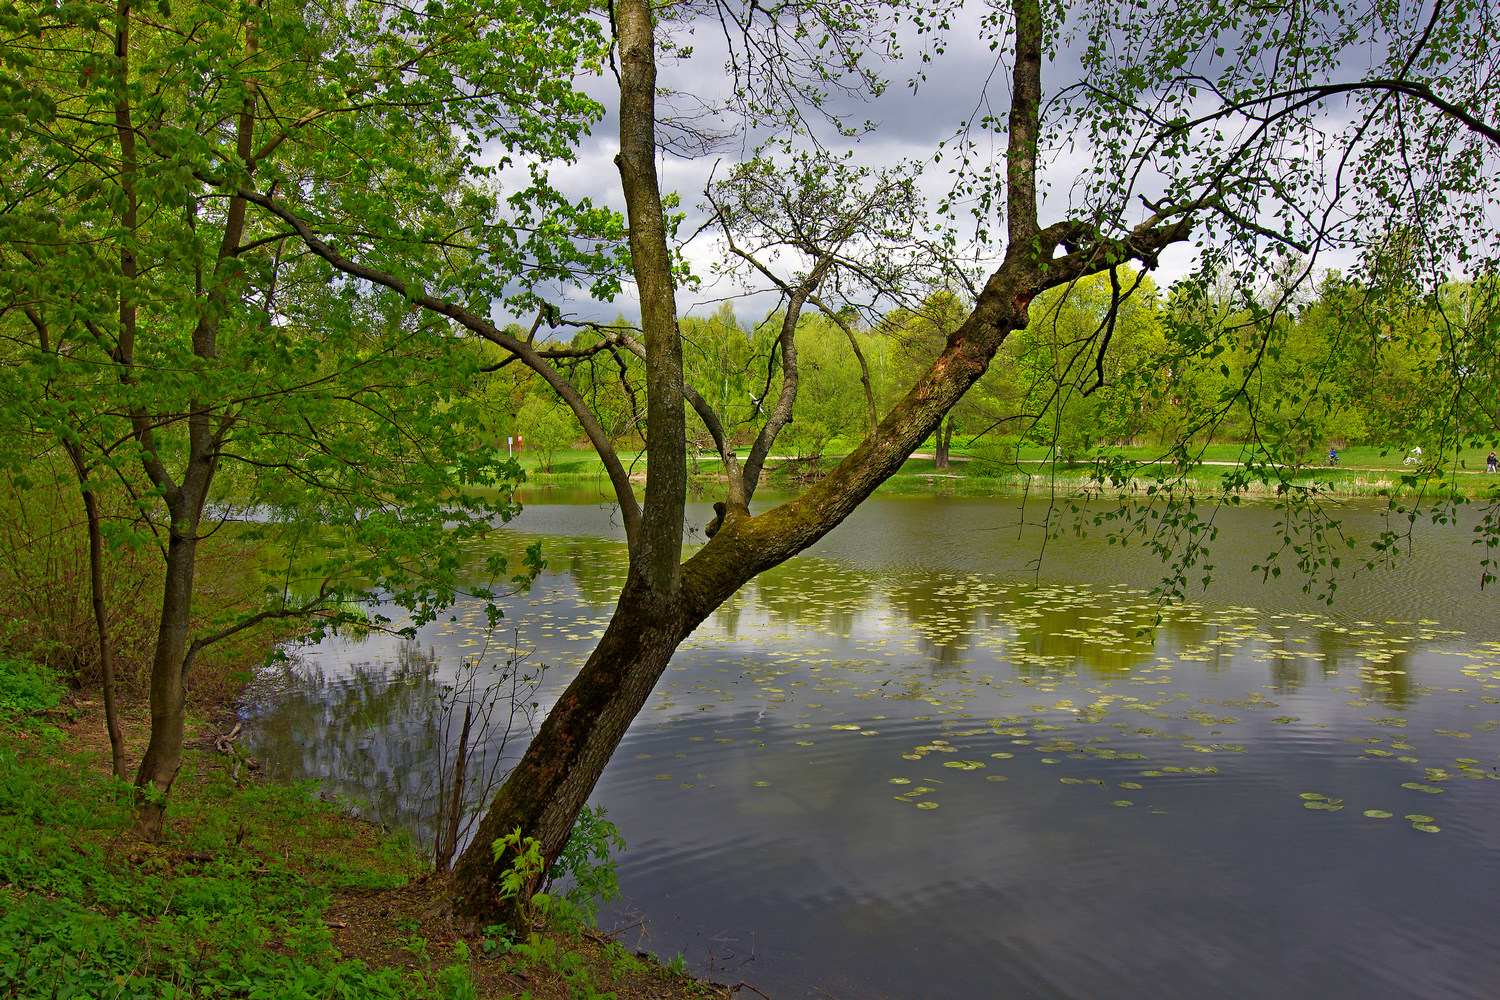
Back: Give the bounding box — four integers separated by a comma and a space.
297, 531, 1500, 841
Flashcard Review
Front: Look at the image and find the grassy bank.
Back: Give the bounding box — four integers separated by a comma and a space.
0, 667, 730, 1000
510, 443, 1500, 501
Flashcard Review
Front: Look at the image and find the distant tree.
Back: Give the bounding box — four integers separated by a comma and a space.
881, 290, 973, 468
792, 315, 891, 458
517, 395, 583, 472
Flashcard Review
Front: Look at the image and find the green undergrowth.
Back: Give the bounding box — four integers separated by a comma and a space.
0, 702, 722, 1000
0, 656, 66, 718
0, 720, 429, 999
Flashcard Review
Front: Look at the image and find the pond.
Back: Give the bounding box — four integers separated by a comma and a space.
245, 490, 1500, 1000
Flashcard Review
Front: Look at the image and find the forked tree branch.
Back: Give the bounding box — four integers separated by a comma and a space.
225, 183, 643, 546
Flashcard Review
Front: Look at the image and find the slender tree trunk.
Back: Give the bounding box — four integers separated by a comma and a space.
615, 0, 685, 589
935, 416, 953, 470
435, 704, 474, 873
124, 4, 248, 836
134, 526, 198, 837
79, 476, 129, 782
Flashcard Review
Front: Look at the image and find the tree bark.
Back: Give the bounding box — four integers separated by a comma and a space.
615, 0, 684, 592
935, 415, 953, 470
133, 523, 198, 836
450, 574, 694, 927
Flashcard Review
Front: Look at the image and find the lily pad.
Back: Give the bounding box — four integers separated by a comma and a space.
1401, 782, 1443, 794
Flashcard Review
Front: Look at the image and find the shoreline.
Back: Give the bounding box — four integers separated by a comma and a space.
516, 458, 1500, 502
0, 691, 736, 1000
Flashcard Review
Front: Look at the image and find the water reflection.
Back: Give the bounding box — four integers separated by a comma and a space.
246, 497, 1500, 1000
247, 637, 542, 856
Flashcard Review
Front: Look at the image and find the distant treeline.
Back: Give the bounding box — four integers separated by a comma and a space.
474, 269, 1500, 468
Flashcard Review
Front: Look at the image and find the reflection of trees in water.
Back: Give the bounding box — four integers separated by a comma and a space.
1001, 599, 1160, 680
487, 533, 1440, 710
712, 588, 746, 637
884, 579, 977, 673
551, 540, 630, 606
693, 548, 1448, 705
248, 638, 541, 856
1256, 625, 1419, 707
410, 517, 1470, 723
748, 560, 874, 639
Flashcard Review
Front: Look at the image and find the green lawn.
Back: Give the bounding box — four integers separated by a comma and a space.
499, 439, 1500, 499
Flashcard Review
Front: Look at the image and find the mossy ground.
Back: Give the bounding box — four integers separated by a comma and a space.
0, 694, 736, 1000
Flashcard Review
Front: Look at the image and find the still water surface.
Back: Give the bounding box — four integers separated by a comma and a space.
246, 491, 1500, 999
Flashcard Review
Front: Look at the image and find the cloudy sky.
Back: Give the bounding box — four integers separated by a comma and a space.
487, 1, 1490, 332
492, 5, 1185, 329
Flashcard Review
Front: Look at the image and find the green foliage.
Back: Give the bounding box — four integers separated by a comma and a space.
519, 395, 585, 472
491, 805, 626, 948
0, 467, 164, 690
0, 657, 64, 718
0, 0, 624, 821
546, 805, 626, 925
0, 895, 412, 1000
0, 721, 446, 999
435, 962, 481, 1000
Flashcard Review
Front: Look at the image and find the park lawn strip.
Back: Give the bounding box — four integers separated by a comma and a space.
518, 446, 1500, 501
0, 696, 729, 1000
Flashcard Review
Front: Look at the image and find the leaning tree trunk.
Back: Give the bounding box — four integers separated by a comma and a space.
450, 574, 694, 929
447, 260, 1042, 929
439, 0, 1198, 933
